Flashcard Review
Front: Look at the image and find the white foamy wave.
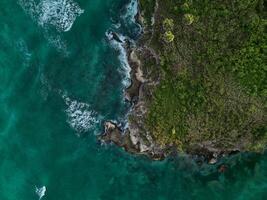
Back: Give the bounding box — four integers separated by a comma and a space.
63, 95, 98, 134
37, 0, 84, 32
105, 31, 131, 87
19, 0, 84, 32
105, 0, 141, 88
35, 186, 46, 200
123, 0, 138, 23
122, 0, 142, 32
19, 0, 83, 54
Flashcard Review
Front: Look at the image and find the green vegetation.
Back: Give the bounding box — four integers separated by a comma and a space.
184, 13, 195, 25
139, 0, 156, 26
163, 18, 174, 30
163, 31, 175, 42
140, 0, 267, 153
162, 18, 175, 42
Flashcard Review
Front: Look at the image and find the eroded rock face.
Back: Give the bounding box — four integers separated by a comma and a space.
99, 3, 168, 160
100, 122, 123, 146
99, 121, 139, 153
99, 119, 165, 160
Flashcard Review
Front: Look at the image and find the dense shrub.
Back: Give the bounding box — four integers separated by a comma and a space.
141, 0, 267, 152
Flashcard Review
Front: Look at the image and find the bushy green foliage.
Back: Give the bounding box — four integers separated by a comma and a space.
142, 0, 267, 152
139, 0, 156, 26
184, 13, 194, 25
230, 26, 267, 98
163, 18, 174, 30
162, 18, 175, 42
163, 31, 175, 43
146, 69, 205, 149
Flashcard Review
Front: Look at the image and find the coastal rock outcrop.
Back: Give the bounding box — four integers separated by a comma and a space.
100, 0, 267, 164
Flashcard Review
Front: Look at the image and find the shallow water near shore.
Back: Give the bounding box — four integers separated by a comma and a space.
0, 0, 267, 199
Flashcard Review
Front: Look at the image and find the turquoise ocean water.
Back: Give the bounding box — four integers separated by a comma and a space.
0, 0, 267, 199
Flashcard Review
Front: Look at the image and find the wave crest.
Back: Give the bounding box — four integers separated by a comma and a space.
35, 186, 46, 200
19, 0, 84, 32
37, 0, 84, 32
63, 95, 99, 134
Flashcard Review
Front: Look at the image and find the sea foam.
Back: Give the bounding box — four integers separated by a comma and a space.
44, 32, 70, 56
123, 0, 140, 27
37, 0, 84, 32
105, 31, 131, 87
16, 39, 32, 67
18, 0, 83, 54
105, 0, 141, 88
63, 95, 99, 135
19, 0, 84, 32
35, 186, 46, 200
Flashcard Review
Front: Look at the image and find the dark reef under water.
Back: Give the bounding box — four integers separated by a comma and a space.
0, 0, 267, 199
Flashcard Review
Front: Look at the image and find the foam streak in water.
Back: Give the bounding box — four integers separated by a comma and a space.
105, 31, 131, 87
105, 0, 141, 88
38, 0, 84, 32
19, 0, 83, 54
123, 0, 141, 29
19, 0, 84, 32
63, 95, 99, 135
35, 186, 46, 200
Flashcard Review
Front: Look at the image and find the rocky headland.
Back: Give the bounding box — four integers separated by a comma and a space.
100, 0, 267, 164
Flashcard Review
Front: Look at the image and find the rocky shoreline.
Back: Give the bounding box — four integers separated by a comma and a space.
99, 0, 243, 164
101, 3, 183, 162
99, 30, 167, 160
98, 0, 171, 160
